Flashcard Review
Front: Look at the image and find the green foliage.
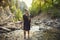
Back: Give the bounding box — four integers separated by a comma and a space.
41, 0, 53, 11
11, 5, 23, 22
30, 0, 60, 18
0, 0, 22, 22
30, 0, 41, 16
14, 9, 23, 21
51, 9, 60, 18
11, 5, 16, 13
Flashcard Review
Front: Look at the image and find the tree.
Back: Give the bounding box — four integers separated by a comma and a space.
30, 0, 60, 18
30, 0, 42, 16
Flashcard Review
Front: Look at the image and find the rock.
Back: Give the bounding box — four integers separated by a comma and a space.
0, 27, 11, 33
0, 6, 13, 25
34, 22, 40, 25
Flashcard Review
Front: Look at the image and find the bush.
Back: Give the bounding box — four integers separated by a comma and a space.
11, 5, 23, 22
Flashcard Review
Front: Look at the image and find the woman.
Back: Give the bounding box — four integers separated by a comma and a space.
23, 9, 31, 39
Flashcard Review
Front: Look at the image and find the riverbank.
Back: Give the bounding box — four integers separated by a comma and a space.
0, 13, 60, 40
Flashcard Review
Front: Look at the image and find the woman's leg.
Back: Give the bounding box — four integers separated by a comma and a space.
24, 30, 26, 39
28, 30, 30, 39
